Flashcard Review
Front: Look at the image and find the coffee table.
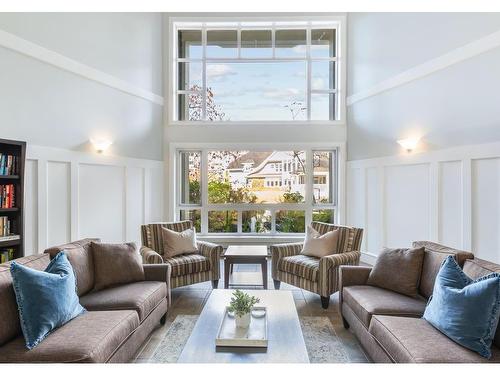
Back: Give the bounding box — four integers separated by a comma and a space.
224, 245, 268, 289
177, 289, 309, 363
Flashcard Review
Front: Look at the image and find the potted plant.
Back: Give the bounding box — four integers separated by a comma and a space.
228, 290, 260, 329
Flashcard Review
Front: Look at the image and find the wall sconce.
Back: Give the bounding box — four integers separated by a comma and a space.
397, 137, 420, 153
90, 139, 113, 154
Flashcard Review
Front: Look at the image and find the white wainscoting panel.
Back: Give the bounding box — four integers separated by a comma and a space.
439, 160, 463, 249
385, 163, 430, 248
24, 160, 38, 256
47, 161, 71, 246
366, 167, 382, 257
472, 158, 500, 263
347, 141, 500, 265
24, 145, 164, 254
79, 164, 125, 242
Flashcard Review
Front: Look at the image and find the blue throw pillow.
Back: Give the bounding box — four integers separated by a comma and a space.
423, 256, 500, 358
10, 252, 86, 349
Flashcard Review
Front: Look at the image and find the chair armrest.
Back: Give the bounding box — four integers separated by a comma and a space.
338, 265, 372, 315
197, 240, 224, 280
317, 251, 361, 297
140, 246, 163, 264
143, 263, 172, 307
270, 242, 303, 279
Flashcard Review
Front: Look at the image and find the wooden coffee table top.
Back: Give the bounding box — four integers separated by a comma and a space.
177, 289, 309, 363
225, 245, 268, 257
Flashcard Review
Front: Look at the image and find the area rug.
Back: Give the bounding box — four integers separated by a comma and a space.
149, 314, 350, 363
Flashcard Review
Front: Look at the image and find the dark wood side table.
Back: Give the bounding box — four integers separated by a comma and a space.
224, 245, 268, 289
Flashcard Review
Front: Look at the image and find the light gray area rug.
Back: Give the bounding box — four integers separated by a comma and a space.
149, 314, 350, 363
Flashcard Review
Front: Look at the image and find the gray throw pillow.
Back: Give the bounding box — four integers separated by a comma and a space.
91, 242, 145, 291
367, 247, 425, 297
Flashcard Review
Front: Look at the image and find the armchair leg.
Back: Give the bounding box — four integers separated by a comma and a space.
342, 317, 350, 329
320, 296, 330, 309
211, 280, 219, 289
273, 279, 281, 290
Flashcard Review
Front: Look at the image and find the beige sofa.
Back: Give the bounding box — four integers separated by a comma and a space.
339, 241, 500, 363
0, 239, 170, 363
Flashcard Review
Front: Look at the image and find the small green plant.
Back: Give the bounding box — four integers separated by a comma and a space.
228, 290, 260, 317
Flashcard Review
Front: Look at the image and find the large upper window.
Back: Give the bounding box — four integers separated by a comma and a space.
172, 19, 342, 123
177, 148, 337, 236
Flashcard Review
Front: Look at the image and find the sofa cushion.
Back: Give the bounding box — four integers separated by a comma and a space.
367, 247, 424, 297
0, 254, 50, 346
343, 285, 427, 329
369, 315, 500, 363
278, 255, 320, 281
79, 281, 166, 322
91, 242, 145, 291
413, 241, 474, 299
463, 258, 500, 349
44, 238, 99, 296
164, 254, 211, 277
0, 310, 139, 363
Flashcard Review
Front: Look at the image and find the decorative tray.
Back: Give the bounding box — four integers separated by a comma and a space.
215, 306, 268, 348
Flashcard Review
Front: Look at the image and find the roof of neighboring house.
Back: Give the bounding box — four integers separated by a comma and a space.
227, 151, 272, 170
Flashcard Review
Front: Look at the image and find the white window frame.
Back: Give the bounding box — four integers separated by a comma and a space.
169, 142, 346, 239
167, 15, 347, 126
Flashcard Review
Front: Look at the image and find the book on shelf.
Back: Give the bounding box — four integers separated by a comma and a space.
0, 184, 15, 208
0, 248, 15, 263
0, 153, 18, 176
0, 215, 16, 237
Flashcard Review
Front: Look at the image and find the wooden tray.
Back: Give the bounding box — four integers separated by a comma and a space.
215, 306, 268, 348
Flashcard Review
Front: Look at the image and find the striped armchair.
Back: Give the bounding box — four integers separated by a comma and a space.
271, 221, 363, 309
140, 221, 223, 289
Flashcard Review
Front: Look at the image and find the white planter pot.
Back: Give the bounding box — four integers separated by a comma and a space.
235, 312, 251, 329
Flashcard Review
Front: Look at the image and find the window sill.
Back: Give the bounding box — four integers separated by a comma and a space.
197, 234, 304, 245
167, 121, 346, 127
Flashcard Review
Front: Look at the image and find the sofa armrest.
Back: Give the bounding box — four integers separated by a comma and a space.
143, 263, 172, 307
140, 246, 163, 264
270, 242, 303, 279
338, 265, 372, 314
197, 240, 223, 280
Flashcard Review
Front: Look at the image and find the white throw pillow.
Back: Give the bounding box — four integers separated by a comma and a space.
161, 227, 198, 258
301, 225, 340, 258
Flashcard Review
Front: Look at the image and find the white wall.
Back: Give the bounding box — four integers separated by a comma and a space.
0, 13, 164, 160
347, 141, 500, 265
0, 13, 166, 253
346, 13, 500, 160
24, 145, 164, 255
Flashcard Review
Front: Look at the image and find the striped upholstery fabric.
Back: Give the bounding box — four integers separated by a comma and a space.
164, 254, 210, 277
140, 221, 223, 289
279, 255, 320, 281
271, 222, 363, 298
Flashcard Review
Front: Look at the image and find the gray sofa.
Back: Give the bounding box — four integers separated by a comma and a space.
0, 239, 170, 363
339, 241, 500, 363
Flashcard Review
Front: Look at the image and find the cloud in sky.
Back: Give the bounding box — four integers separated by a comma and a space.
263, 88, 302, 99
206, 64, 236, 80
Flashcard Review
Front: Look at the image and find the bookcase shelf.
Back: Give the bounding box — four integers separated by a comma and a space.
0, 138, 26, 262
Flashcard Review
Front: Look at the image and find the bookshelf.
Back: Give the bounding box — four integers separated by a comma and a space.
0, 139, 26, 262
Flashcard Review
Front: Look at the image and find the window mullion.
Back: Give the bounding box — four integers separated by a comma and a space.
306, 27, 312, 121
201, 149, 208, 234
201, 26, 207, 121
305, 148, 313, 225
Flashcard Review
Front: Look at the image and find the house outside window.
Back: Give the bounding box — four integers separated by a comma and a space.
169, 17, 345, 124
176, 148, 337, 236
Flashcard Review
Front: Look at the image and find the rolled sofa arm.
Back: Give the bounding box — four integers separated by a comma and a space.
338, 265, 372, 314
270, 242, 303, 280
197, 240, 224, 280
140, 246, 163, 264
143, 263, 172, 307
317, 251, 361, 297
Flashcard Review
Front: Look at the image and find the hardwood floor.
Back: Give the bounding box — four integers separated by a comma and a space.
134, 261, 369, 363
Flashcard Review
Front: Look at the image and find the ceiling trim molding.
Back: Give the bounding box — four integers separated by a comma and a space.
347, 29, 500, 106
0, 28, 164, 106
